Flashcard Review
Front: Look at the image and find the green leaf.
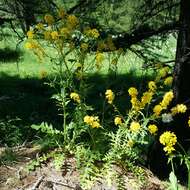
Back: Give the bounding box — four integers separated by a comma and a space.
169, 171, 178, 190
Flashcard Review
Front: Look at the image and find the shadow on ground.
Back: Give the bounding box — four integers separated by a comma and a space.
0, 48, 22, 63
0, 71, 153, 144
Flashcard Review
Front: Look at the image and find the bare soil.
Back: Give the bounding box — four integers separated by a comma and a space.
0, 146, 182, 190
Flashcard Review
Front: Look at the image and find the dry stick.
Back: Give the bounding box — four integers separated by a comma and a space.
30, 175, 45, 190
46, 180, 75, 189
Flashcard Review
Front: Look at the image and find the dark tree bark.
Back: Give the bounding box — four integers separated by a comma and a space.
171, 2, 190, 171
173, 0, 190, 104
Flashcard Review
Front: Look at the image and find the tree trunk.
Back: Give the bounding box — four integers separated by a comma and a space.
171, 0, 190, 161
173, 0, 190, 104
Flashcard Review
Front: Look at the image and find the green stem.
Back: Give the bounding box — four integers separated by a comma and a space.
170, 158, 175, 173
185, 159, 190, 189
88, 127, 95, 149
61, 88, 67, 144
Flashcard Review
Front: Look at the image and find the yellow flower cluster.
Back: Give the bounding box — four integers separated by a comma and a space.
39, 70, 47, 79
114, 117, 123, 126
36, 23, 44, 30
67, 15, 78, 28
80, 43, 88, 52
44, 31, 51, 40
44, 14, 54, 25
128, 87, 140, 111
160, 91, 174, 109
85, 28, 100, 38
188, 117, 190, 127
141, 91, 153, 108
25, 41, 37, 49
96, 52, 104, 69
127, 140, 134, 148
105, 89, 115, 104
164, 76, 173, 86
130, 121, 141, 133
60, 27, 70, 38
159, 131, 177, 154
148, 124, 158, 135
24, 40, 45, 61
153, 104, 163, 116
84, 115, 101, 128
148, 81, 157, 92
128, 87, 138, 97
153, 91, 174, 117
70, 92, 80, 103
171, 104, 187, 115
130, 97, 141, 111
158, 67, 170, 78
27, 30, 34, 39
51, 31, 59, 40
128, 85, 154, 110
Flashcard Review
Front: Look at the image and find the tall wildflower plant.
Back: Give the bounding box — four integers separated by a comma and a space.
25, 9, 190, 189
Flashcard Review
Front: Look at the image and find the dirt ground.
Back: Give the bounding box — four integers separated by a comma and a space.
0, 146, 182, 190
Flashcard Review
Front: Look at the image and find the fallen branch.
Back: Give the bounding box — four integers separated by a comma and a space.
30, 175, 45, 190
46, 180, 75, 189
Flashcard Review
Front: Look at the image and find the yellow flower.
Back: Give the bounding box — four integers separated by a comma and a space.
81, 43, 88, 52
25, 42, 34, 49
159, 131, 177, 154
158, 67, 170, 78
105, 89, 115, 104
39, 70, 47, 79
130, 121, 141, 133
44, 31, 51, 40
128, 87, 138, 97
84, 115, 101, 128
91, 121, 101, 128
60, 27, 70, 38
148, 124, 158, 135
153, 104, 163, 116
188, 117, 190, 127
114, 117, 123, 126
160, 91, 174, 109
127, 140, 134, 148
141, 91, 153, 107
86, 28, 100, 38
51, 31, 59, 40
163, 146, 175, 154
67, 15, 78, 28
130, 97, 140, 111
36, 23, 44, 30
164, 76, 173, 86
70, 92, 80, 103
24, 41, 39, 49
148, 81, 157, 92
171, 104, 187, 115
27, 30, 34, 39
96, 52, 104, 69
44, 14, 54, 25
84, 115, 94, 125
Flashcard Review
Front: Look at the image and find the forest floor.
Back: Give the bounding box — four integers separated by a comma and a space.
0, 145, 184, 190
